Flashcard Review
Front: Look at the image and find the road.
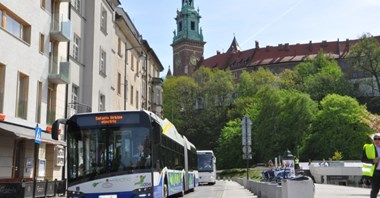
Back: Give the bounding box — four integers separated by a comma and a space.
184, 180, 256, 198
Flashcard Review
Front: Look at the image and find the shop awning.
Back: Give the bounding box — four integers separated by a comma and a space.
0, 121, 66, 146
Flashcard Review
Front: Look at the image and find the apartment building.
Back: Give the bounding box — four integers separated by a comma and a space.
68, 2, 163, 117
0, 0, 164, 194
0, 0, 70, 185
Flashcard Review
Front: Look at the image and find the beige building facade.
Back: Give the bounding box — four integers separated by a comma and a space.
0, 0, 163, 195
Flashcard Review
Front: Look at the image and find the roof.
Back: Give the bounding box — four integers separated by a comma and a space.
201, 36, 380, 72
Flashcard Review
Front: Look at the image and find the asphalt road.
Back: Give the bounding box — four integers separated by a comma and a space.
184, 180, 256, 198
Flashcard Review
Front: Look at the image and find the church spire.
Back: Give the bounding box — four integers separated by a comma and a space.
171, 0, 206, 76
227, 36, 241, 53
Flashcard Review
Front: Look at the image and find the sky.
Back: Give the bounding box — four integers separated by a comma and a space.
121, 0, 380, 77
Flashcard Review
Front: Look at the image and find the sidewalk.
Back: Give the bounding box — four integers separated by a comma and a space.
315, 183, 370, 198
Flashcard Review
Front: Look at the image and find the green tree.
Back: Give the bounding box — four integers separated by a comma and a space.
248, 87, 317, 162
294, 51, 353, 101
163, 67, 235, 151
303, 94, 373, 160
215, 119, 246, 169
163, 76, 198, 130
347, 33, 380, 94
189, 67, 235, 150
237, 68, 277, 98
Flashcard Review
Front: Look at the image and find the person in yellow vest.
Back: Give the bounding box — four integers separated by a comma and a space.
294, 157, 300, 170
362, 133, 380, 198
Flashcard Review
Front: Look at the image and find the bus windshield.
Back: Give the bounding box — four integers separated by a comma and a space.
67, 124, 151, 183
197, 153, 213, 172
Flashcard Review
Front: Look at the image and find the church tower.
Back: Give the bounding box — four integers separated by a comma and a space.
171, 0, 206, 76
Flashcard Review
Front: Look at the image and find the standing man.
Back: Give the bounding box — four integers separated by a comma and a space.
362, 133, 380, 198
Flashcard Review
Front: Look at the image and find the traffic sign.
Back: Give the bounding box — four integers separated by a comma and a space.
242, 145, 252, 154
35, 125, 42, 144
241, 115, 252, 145
242, 154, 252, 159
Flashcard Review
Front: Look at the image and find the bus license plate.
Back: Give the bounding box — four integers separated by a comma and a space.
99, 195, 117, 198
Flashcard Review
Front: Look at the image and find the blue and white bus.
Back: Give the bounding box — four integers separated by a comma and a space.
52, 110, 198, 198
197, 150, 216, 185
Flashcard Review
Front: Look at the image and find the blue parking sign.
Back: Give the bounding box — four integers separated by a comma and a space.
35, 125, 42, 144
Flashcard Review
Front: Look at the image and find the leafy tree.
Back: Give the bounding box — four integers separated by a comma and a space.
294, 51, 353, 101
163, 67, 235, 151
247, 87, 317, 162
215, 119, 246, 169
303, 94, 374, 160
237, 68, 277, 98
189, 68, 235, 150
347, 33, 380, 95
162, 76, 198, 131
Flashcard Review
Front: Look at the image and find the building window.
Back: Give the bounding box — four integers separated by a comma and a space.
130, 85, 134, 105
100, 7, 107, 34
41, 0, 46, 9
16, 72, 29, 119
99, 93, 105, 111
71, 85, 79, 113
0, 6, 31, 43
131, 55, 134, 71
39, 33, 45, 53
117, 37, 122, 56
136, 90, 139, 109
137, 59, 140, 76
117, 73, 121, 95
179, 21, 182, 32
72, 0, 81, 12
0, 64, 5, 113
142, 81, 146, 100
99, 48, 106, 75
184, 65, 188, 74
73, 34, 80, 61
46, 83, 56, 124
36, 81, 42, 123
191, 21, 195, 30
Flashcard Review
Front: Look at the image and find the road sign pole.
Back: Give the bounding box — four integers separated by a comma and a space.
245, 116, 249, 180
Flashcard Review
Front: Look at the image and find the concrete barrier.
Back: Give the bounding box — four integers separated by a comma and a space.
281, 178, 314, 198
235, 177, 314, 198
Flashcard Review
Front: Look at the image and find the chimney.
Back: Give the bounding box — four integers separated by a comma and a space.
345, 39, 350, 50
336, 38, 340, 56
216, 50, 221, 55
308, 40, 312, 51
284, 43, 289, 51
278, 44, 283, 51
255, 40, 259, 49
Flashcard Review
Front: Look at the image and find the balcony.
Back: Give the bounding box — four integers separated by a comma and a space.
67, 102, 92, 117
49, 61, 70, 84
50, 17, 72, 42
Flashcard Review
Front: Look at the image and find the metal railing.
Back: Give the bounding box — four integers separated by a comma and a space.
67, 102, 92, 117
0, 179, 66, 198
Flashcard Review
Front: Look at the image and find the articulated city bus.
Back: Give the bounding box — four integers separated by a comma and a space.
197, 150, 216, 185
52, 110, 198, 198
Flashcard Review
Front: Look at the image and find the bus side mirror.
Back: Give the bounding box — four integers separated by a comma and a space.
52, 119, 67, 140
152, 121, 161, 144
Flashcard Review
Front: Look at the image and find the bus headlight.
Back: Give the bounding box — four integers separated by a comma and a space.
133, 187, 152, 197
